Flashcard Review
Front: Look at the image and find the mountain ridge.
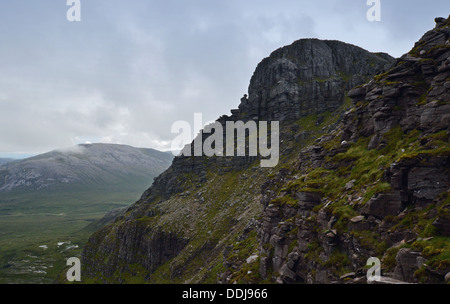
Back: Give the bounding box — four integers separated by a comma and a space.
80, 16, 449, 284
0, 143, 173, 193
80, 30, 400, 282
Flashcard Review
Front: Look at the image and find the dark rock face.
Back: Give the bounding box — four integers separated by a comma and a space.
340, 14, 450, 221
434, 203, 450, 237
82, 222, 189, 282
237, 39, 393, 122
137, 39, 394, 203
255, 16, 450, 284
362, 193, 402, 218
342, 23, 450, 145
393, 248, 425, 282
138, 153, 257, 203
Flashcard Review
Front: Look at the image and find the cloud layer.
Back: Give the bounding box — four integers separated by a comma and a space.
0, 0, 449, 156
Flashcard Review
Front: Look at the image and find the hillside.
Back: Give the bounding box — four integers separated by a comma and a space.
0, 143, 173, 283
0, 158, 15, 166
0, 143, 173, 193
80, 16, 449, 284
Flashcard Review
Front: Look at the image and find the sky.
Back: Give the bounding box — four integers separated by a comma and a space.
0, 0, 449, 158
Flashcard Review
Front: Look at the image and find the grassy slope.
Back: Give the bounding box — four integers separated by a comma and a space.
0, 178, 153, 283
83, 98, 353, 284
235, 111, 450, 282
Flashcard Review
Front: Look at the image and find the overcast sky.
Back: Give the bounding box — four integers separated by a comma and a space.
0, 0, 448, 158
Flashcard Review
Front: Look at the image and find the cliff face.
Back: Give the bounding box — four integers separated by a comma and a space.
135, 39, 393, 203
256, 16, 450, 284
81, 17, 449, 284
239, 39, 393, 122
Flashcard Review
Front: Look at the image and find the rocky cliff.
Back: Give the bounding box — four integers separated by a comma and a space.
80, 16, 449, 284
238, 39, 392, 122
256, 16, 450, 284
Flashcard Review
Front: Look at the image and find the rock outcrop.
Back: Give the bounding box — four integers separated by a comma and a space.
254, 16, 450, 284
80, 16, 449, 284
238, 39, 393, 122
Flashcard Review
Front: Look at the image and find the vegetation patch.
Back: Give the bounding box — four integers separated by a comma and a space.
411, 237, 450, 282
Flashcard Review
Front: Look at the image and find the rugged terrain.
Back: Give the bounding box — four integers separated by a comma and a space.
81, 16, 449, 284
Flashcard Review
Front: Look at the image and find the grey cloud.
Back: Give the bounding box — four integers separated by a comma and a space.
0, 0, 449, 156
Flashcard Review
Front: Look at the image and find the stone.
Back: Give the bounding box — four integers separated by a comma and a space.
340, 272, 356, 280
347, 86, 366, 98
362, 192, 402, 218
345, 179, 357, 190
350, 215, 365, 223
246, 254, 259, 264
367, 276, 413, 284
325, 231, 335, 238
259, 256, 270, 278
407, 164, 449, 201
295, 191, 322, 204
367, 134, 380, 150
383, 86, 401, 97
435, 17, 446, 26
280, 264, 297, 282
393, 248, 423, 282
432, 205, 450, 237
287, 251, 300, 269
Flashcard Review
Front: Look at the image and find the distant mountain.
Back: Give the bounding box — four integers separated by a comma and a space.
0, 158, 15, 166
0, 143, 173, 284
0, 143, 173, 193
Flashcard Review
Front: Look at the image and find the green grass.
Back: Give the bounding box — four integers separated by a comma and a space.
411, 236, 450, 282
0, 183, 145, 283
96, 163, 270, 284
327, 201, 359, 232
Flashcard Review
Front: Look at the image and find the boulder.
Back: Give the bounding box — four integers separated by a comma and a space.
362, 192, 402, 218
350, 215, 365, 223
347, 86, 366, 98
246, 254, 259, 264
345, 179, 357, 190
393, 248, 424, 282
433, 204, 450, 236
